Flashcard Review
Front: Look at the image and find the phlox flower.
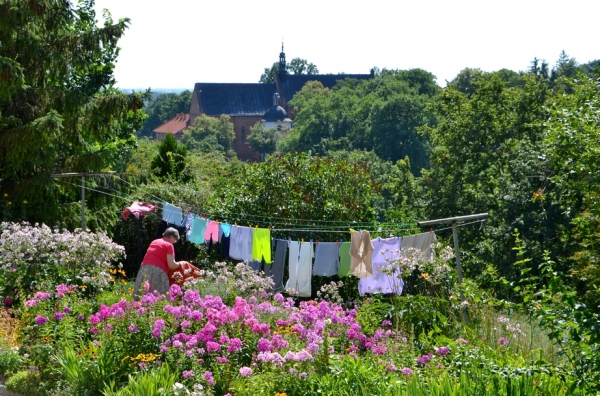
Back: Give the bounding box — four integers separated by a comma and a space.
54, 312, 66, 321
202, 371, 215, 386
206, 341, 221, 352
257, 338, 272, 352
498, 337, 509, 345
35, 315, 49, 325
401, 367, 413, 375
34, 292, 51, 301
128, 324, 138, 332
24, 299, 37, 308
182, 370, 194, 379
56, 284, 69, 298
298, 372, 307, 379
239, 366, 253, 377
217, 356, 229, 364
435, 346, 451, 356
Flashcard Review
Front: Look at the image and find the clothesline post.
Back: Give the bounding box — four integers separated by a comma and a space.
417, 213, 489, 325
50, 171, 117, 230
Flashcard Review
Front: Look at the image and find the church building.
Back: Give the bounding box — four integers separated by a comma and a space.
187, 47, 373, 160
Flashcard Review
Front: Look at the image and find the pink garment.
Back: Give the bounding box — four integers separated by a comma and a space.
122, 201, 157, 220
203, 220, 220, 242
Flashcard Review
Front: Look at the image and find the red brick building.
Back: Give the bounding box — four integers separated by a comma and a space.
188, 48, 372, 160
153, 113, 189, 141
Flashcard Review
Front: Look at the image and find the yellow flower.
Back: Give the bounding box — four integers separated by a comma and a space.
7, 202, 11, 205
3, 193, 7, 197
22, 200, 27, 204
275, 393, 288, 396
422, 273, 429, 279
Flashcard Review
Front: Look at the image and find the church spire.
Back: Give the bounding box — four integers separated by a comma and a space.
278, 42, 287, 81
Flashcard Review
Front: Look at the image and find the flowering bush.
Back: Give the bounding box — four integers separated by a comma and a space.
0, 222, 125, 302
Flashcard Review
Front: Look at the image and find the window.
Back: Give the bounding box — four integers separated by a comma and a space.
241, 126, 246, 142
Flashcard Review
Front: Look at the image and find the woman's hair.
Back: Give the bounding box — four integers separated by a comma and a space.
163, 227, 180, 240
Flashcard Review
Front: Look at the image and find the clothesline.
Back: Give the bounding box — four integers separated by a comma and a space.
54, 175, 484, 236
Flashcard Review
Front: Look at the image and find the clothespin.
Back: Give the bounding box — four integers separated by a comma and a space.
430, 228, 433, 233
268, 225, 271, 230
234, 222, 237, 226
301, 238, 304, 243
349, 228, 356, 233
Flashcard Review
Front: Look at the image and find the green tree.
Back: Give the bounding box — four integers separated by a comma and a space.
138, 90, 192, 138
181, 114, 235, 154
151, 134, 188, 181
419, 71, 560, 292
0, 0, 144, 227
288, 58, 319, 75
259, 58, 319, 83
280, 70, 439, 174
211, 153, 377, 238
544, 75, 600, 305
247, 123, 281, 160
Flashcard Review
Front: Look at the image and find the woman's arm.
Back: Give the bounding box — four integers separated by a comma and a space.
166, 254, 180, 270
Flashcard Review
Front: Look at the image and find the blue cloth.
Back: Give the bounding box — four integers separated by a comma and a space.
162, 202, 183, 225
188, 217, 207, 245
220, 223, 232, 238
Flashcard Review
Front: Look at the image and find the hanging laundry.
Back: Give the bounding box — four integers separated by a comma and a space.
204, 220, 220, 243
251, 227, 272, 264
358, 237, 404, 296
338, 241, 352, 277
153, 220, 169, 240
312, 242, 339, 277
182, 212, 195, 239
266, 239, 286, 292
350, 230, 374, 278
162, 202, 183, 225
402, 232, 437, 261
219, 223, 232, 238
285, 241, 313, 297
248, 260, 262, 271
188, 216, 207, 245
229, 225, 253, 261
220, 234, 231, 260
121, 201, 156, 220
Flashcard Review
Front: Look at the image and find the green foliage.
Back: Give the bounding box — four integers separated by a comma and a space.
211, 153, 377, 236
137, 90, 192, 138
279, 70, 438, 174
181, 114, 235, 154
419, 71, 559, 290
4, 370, 39, 396
0, 345, 24, 377
259, 57, 319, 83
151, 134, 189, 181
103, 363, 180, 396
543, 75, 600, 305
247, 123, 281, 158
0, 0, 145, 227
355, 296, 393, 336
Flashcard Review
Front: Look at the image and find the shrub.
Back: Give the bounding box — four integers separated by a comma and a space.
0, 222, 125, 303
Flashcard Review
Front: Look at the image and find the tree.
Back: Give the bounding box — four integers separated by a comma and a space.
0, 0, 144, 227
247, 123, 281, 160
151, 134, 188, 181
419, 72, 560, 292
181, 114, 235, 154
288, 58, 319, 75
259, 58, 319, 83
138, 90, 192, 138
211, 153, 377, 235
544, 76, 600, 305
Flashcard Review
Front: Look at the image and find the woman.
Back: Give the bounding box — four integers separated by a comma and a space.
132, 227, 181, 300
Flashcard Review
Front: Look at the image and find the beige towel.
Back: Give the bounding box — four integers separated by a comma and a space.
350, 230, 374, 278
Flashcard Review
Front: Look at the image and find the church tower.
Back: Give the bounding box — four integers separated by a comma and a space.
278, 43, 287, 81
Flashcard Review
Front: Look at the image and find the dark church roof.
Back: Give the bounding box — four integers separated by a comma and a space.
263, 105, 289, 122
194, 83, 275, 116
278, 74, 372, 102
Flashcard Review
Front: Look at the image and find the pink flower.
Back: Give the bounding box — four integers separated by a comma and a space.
401, 367, 413, 375
435, 346, 451, 356
498, 337, 509, 345
128, 324, 138, 332
35, 315, 48, 325
239, 366, 253, 377
182, 370, 194, 378
143, 280, 150, 293
54, 312, 66, 321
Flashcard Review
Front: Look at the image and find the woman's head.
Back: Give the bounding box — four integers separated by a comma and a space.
163, 227, 180, 243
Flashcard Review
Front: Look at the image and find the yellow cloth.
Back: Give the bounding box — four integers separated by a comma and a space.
251, 228, 272, 264
350, 230, 374, 278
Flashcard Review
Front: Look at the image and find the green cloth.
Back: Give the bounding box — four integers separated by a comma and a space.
338, 242, 352, 277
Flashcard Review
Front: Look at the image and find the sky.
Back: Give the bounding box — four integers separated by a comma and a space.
93, 0, 600, 90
